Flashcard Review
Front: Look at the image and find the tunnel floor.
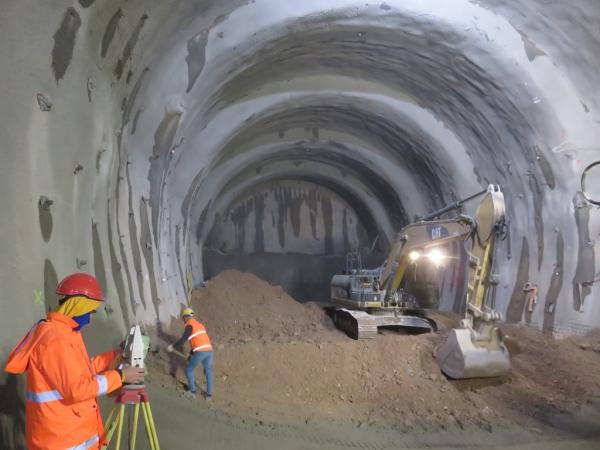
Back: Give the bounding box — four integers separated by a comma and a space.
131, 271, 600, 449
103, 380, 600, 450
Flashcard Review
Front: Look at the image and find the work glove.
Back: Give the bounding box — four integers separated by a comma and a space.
122, 366, 145, 384
166, 344, 174, 353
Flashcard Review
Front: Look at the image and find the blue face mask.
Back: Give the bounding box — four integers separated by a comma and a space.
72, 312, 92, 331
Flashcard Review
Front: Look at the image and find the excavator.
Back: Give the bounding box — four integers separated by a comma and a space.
330, 185, 511, 379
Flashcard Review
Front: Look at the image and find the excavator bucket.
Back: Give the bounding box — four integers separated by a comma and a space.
436, 329, 511, 379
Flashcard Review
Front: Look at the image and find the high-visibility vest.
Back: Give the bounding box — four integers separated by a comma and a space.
187, 318, 213, 352
4, 312, 122, 450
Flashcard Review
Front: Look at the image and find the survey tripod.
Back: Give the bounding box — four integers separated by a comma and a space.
103, 385, 160, 450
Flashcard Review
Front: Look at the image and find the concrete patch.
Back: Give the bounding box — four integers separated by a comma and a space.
125, 162, 148, 310
528, 175, 545, 270
531, 145, 556, 190
148, 110, 182, 251
131, 108, 144, 135
542, 232, 564, 334
195, 199, 211, 245
140, 199, 160, 315
101, 8, 123, 58
506, 237, 530, 323
114, 13, 149, 80
38, 197, 53, 242
52, 8, 81, 83
122, 67, 149, 127
186, 30, 209, 93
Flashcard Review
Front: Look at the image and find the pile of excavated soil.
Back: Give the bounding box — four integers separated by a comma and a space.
187, 270, 340, 345
148, 270, 600, 432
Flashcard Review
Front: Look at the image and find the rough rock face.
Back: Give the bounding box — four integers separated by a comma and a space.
1, 1, 599, 445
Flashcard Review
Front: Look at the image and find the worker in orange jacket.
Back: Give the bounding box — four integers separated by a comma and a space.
4, 273, 145, 450
166, 308, 213, 400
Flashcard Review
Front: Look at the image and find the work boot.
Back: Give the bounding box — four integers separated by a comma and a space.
183, 391, 196, 399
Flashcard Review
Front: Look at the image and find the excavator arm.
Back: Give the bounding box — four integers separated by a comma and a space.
435, 185, 510, 378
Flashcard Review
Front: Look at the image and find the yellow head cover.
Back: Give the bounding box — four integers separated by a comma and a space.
56, 296, 102, 318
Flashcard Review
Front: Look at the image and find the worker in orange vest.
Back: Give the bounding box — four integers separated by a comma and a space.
166, 308, 213, 400
4, 273, 145, 450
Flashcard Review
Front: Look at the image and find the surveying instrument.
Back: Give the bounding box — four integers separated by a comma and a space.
103, 325, 161, 449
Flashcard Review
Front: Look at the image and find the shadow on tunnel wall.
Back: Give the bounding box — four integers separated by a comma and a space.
0, 374, 25, 450
155, 317, 188, 378
203, 249, 385, 302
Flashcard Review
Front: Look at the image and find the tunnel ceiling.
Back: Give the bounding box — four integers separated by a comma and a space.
1, 0, 599, 338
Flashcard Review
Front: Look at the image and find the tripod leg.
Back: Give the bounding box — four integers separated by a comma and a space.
141, 401, 155, 450
114, 404, 126, 450
104, 405, 119, 446
130, 403, 140, 449
143, 402, 161, 450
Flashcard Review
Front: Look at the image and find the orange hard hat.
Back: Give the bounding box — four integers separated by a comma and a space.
56, 273, 104, 301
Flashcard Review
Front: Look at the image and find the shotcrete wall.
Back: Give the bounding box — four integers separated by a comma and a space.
1, 0, 599, 446
203, 179, 387, 300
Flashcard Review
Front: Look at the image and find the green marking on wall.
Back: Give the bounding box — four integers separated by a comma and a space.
33, 289, 43, 306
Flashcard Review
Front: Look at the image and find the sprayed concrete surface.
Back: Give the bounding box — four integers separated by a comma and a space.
1, 0, 600, 447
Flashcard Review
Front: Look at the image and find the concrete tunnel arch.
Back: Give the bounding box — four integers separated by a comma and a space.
1, 2, 600, 445
179, 93, 475, 301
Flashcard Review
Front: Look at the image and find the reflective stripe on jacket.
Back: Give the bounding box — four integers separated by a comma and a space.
4, 312, 122, 450
187, 318, 213, 352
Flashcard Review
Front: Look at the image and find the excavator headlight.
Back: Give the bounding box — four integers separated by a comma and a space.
426, 249, 446, 266
409, 251, 421, 262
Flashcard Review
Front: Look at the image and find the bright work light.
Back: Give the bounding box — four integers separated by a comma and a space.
426, 249, 446, 266
409, 251, 421, 262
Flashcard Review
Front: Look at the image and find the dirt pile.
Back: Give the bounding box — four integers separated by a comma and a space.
149, 270, 600, 432
188, 270, 338, 345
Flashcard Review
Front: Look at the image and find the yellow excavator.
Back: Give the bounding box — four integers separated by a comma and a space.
330, 185, 511, 379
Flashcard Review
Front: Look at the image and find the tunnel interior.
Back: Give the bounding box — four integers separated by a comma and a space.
1, 0, 599, 332
1, 1, 600, 444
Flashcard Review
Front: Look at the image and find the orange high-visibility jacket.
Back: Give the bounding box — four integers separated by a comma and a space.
4, 312, 122, 450
188, 318, 213, 352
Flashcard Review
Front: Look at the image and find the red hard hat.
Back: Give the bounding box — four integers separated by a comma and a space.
56, 273, 104, 301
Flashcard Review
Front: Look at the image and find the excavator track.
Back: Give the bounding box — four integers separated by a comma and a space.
332, 308, 435, 340
333, 309, 378, 339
